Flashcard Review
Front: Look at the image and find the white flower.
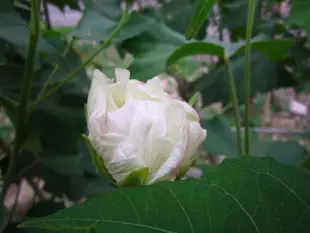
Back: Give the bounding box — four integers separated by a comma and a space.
85, 68, 207, 186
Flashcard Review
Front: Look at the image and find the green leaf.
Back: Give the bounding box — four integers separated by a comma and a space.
82, 134, 115, 184
121, 16, 188, 81
128, 42, 178, 81
21, 130, 44, 153
286, 0, 310, 39
27, 92, 87, 157
161, 0, 207, 40
0, 12, 65, 66
40, 155, 83, 175
220, 0, 261, 40
250, 140, 306, 166
201, 115, 239, 156
72, 1, 153, 43
21, 156, 310, 233
191, 52, 278, 106
201, 115, 306, 165
186, 0, 219, 39
167, 37, 294, 67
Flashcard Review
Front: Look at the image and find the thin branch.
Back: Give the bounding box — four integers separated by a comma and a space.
243, 0, 257, 155
42, 0, 52, 29
224, 57, 244, 155
35, 38, 76, 103
31, 2, 131, 108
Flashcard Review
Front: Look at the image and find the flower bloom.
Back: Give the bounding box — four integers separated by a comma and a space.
84, 68, 206, 186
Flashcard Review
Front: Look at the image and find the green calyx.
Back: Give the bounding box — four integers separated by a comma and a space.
82, 134, 116, 185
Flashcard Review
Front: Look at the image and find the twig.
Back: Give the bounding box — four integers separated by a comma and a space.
31, 2, 131, 108
42, 0, 51, 29
35, 38, 76, 104
224, 57, 244, 155
243, 0, 257, 155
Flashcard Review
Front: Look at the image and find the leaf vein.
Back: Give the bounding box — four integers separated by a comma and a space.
161, 185, 194, 233
210, 184, 260, 233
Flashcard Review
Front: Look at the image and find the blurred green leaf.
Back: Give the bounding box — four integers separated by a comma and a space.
186, 0, 218, 39
161, 0, 207, 40
120, 15, 188, 81
191, 53, 278, 106
40, 155, 83, 175
201, 115, 239, 156
21, 130, 44, 153
201, 115, 306, 165
28, 94, 86, 157
250, 140, 306, 166
21, 156, 310, 233
220, 0, 261, 40
72, 1, 154, 43
287, 0, 310, 39
167, 37, 294, 66
0, 12, 65, 66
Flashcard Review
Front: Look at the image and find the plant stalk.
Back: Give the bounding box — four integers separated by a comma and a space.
32, 3, 130, 107
224, 58, 244, 155
2, 0, 41, 194
244, 0, 256, 155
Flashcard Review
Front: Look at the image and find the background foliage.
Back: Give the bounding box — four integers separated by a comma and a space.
0, 0, 310, 232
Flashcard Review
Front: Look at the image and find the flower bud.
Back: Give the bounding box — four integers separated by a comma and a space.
84, 68, 206, 186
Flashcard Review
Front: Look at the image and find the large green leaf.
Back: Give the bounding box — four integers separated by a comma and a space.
286, 0, 310, 39
186, 0, 219, 39
167, 37, 295, 66
21, 156, 310, 232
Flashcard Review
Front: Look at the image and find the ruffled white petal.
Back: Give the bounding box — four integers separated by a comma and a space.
115, 68, 130, 83
91, 134, 144, 182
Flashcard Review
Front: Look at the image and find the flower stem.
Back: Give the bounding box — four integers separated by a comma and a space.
224, 57, 244, 156
32, 3, 130, 108
244, 0, 256, 156
2, 0, 41, 194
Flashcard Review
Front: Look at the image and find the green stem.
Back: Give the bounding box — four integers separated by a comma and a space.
244, 0, 256, 156
2, 0, 41, 194
35, 38, 76, 102
224, 58, 244, 156
32, 3, 130, 108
